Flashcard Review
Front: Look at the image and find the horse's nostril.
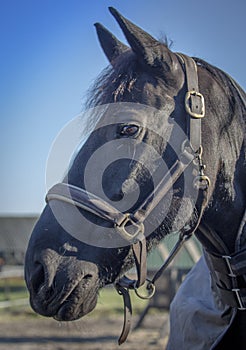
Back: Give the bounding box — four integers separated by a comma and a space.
30, 262, 45, 294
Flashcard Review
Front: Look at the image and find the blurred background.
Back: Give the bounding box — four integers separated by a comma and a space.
0, 0, 245, 349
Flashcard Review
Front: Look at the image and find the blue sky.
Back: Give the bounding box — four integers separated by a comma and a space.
0, 0, 245, 215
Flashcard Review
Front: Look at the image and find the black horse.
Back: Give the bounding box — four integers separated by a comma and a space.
25, 8, 246, 349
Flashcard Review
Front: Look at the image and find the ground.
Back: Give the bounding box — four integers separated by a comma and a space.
0, 312, 169, 350
0, 274, 171, 349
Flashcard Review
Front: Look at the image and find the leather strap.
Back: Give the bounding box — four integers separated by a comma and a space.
133, 147, 195, 223
176, 53, 204, 153
196, 201, 246, 311
151, 187, 208, 285
205, 249, 246, 310
114, 239, 147, 344
115, 284, 133, 345
132, 240, 147, 288
46, 183, 126, 226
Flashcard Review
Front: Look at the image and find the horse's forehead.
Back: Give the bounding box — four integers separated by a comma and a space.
99, 103, 152, 125
91, 102, 174, 134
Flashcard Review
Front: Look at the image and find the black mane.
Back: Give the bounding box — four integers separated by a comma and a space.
85, 45, 173, 109
194, 57, 246, 117
86, 48, 245, 123
85, 51, 136, 107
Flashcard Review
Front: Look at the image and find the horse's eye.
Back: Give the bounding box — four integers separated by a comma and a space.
120, 125, 139, 137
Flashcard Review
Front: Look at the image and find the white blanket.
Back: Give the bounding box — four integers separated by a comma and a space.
167, 255, 236, 349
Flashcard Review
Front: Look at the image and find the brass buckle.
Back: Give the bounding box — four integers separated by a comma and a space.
116, 214, 144, 242
185, 90, 205, 118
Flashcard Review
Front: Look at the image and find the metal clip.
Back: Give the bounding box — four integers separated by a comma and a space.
193, 146, 210, 190
193, 174, 211, 190
185, 90, 205, 118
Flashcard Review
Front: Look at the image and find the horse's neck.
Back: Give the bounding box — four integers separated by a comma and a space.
198, 152, 246, 254
198, 97, 245, 252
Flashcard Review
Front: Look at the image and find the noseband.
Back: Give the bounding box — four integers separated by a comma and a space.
46, 54, 210, 344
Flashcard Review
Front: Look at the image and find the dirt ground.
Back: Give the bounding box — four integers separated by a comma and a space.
0, 312, 169, 350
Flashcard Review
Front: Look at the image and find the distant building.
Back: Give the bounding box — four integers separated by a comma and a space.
0, 216, 38, 265
0, 215, 202, 269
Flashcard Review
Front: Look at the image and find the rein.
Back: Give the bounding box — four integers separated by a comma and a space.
46, 54, 210, 344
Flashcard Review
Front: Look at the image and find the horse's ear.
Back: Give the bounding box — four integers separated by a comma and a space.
109, 7, 172, 70
94, 22, 129, 65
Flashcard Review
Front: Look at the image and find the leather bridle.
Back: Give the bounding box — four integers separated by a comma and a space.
46, 53, 210, 344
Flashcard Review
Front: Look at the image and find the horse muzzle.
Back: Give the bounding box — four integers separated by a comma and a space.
25, 244, 99, 321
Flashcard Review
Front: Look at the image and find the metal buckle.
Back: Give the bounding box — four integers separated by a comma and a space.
232, 288, 246, 311
222, 255, 246, 310
185, 90, 205, 118
116, 214, 144, 242
222, 255, 236, 277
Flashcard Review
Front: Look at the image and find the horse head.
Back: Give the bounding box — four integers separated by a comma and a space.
25, 8, 246, 331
